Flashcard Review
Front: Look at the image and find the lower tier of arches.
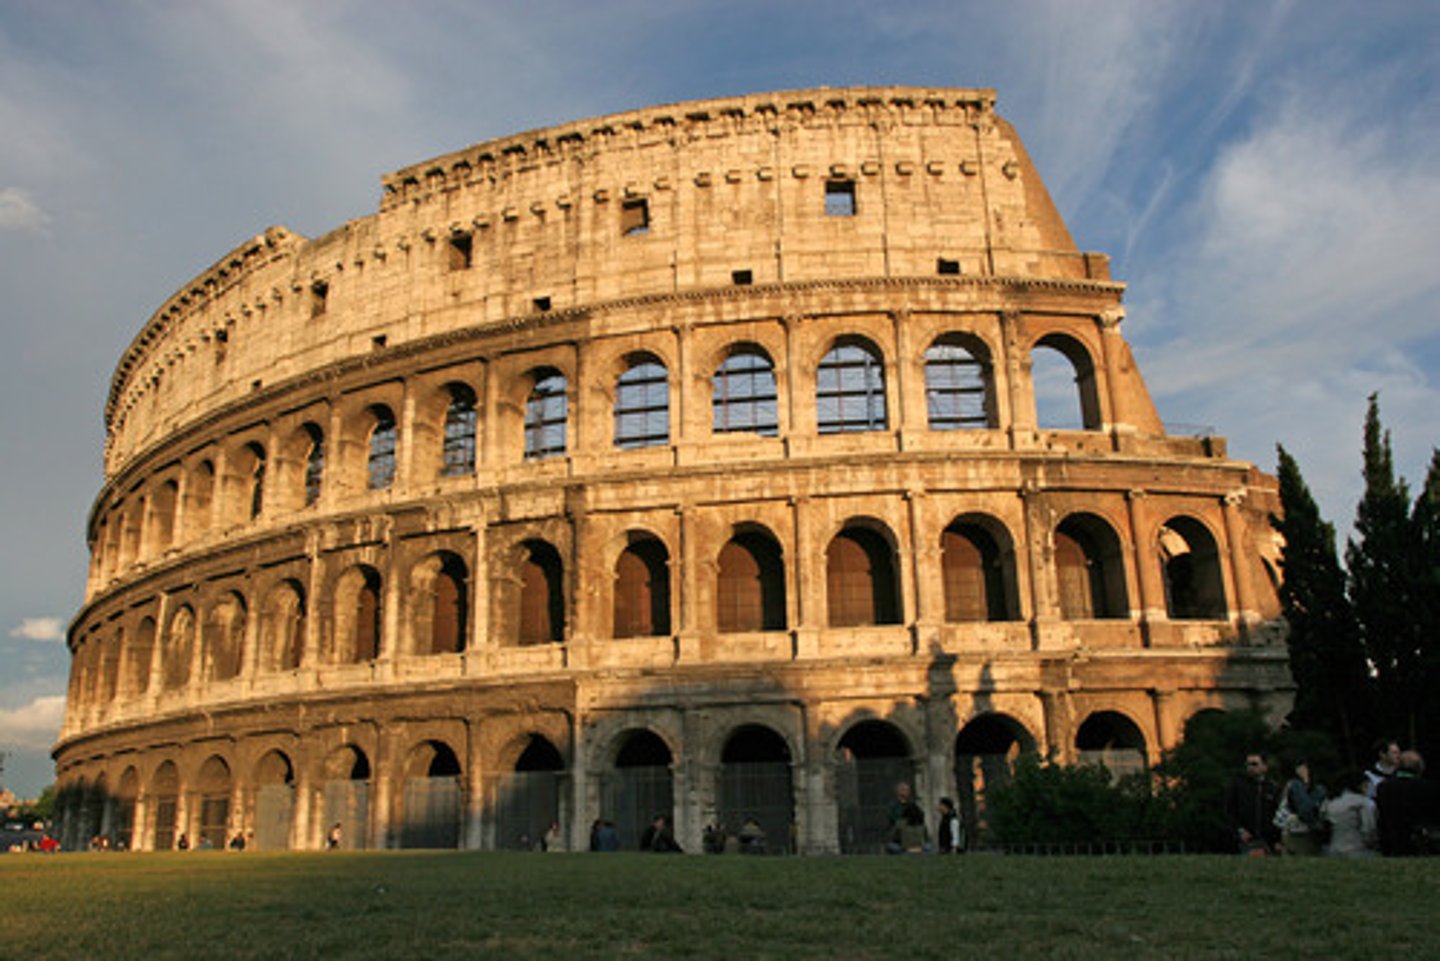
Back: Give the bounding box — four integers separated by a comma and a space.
52, 653, 1292, 854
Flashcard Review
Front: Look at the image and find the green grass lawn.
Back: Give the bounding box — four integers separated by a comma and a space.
1, 852, 1435, 960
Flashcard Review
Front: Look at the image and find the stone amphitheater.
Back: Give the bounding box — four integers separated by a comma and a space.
54, 86, 1291, 854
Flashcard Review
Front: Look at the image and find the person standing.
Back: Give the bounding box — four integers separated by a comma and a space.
936, 797, 964, 854
1321, 769, 1378, 857
1224, 752, 1279, 855
1278, 759, 1327, 856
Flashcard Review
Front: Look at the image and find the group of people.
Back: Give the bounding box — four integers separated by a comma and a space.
586, 814, 681, 852
1225, 739, 1439, 857
883, 782, 965, 855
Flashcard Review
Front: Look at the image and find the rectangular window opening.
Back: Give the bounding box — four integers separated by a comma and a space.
621, 198, 650, 236
310, 280, 329, 318
533, 296, 552, 312
448, 232, 473, 271
371, 335, 387, 350
731, 269, 753, 286
824, 180, 856, 217
937, 258, 961, 275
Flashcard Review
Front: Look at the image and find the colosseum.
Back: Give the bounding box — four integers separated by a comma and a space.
54, 86, 1291, 854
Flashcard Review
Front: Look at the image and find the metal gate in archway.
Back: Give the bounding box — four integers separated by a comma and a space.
718, 762, 793, 854
400, 775, 462, 849
322, 779, 370, 850
253, 784, 294, 850
491, 771, 561, 850
836, 756, 911, 854
602, 767, 672, 851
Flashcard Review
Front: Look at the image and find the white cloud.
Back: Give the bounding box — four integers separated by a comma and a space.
9, 617, 64, 642
0, 187, 49, 232
0, 695, 66, 750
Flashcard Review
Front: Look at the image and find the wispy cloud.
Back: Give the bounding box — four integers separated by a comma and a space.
9, 617, 63, 642
0, 695, 65, 750
0, 187, 49, 232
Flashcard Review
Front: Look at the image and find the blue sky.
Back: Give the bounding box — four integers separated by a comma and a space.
1, 1, 1436, 799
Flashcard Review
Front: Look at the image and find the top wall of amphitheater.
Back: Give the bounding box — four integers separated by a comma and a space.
103, 86, 1109, 478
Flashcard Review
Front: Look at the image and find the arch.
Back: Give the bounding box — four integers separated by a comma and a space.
924, 333, 994, 430
260, 579, 307, 672
941, 515, 1019, 622
161, 604, 195, 690
411, 551, 469, 655
252, 749, 295, 851
1158, 515, 1228, 619
517, 540, 564, 646
440, 382, 478, 477
187, 460, 215, 537
826, 523, 902, 627
712, 346, 779, 437
1075, 710, 1148, 780
399, 740, 463, 849
332, 565, 383, 663
817, 337, 887, 433
1054, 513, 1129, 620
718, 725, 794, 854
716, 527, 787, 633
196, 755, 233, 850
114, 767, 140, 851
614, 354, 669, 449
493, 735, 566, 851
150, 479, 178, 553
300, 422, 325, 507
125, 616, 156, 697
954, 712, 1039, 847
99, 628, 123, 704
612, 534, 671, 638
366, 405, 398, 490
243, 441, 267, 520
321, 745, 371, 851
205, 591, 248, 682
523, 368, 568, 459
604, 729, 674, 850
1031, 333, 1101, 430
150, 760, 180, 850
836, 719, 914, 854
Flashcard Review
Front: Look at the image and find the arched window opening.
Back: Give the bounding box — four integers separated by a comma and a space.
245, 442, 267, 520
718, 726, 794, 854
613, 537, 671, 638
367, 406, 397, 490
253, 750, 295, 851
605, 731, 674, 851
494, 736, 565, 851
100, 630, 123, 704
262, 580, 306, 672
150, 762, 180, 851
713, 349, 779, 437
925, 336, 993, 429
400, 741, 462, 849
189, 461, 214, 535
126, 616, 156, 697
152, 480, 178, 553
524, 370, 568, 459
441, 384, 478, 477
1032, 335, 1101, 430
942, 519, 1015, 622
1076, 712, 1148, 782
353, 569, 382, 662
518, 541, 564, 645
614, 356, 669, 449
1054, 514, 1129, 620
206, 592, 247, 682
1159, 516, 1227, 620
302, 423, 325, 507
717, 530, 787, 633
196, 756, 232, 850
955, 714, 1037, 848
114, 768, 139, 852
826, 526, 901, 627
162, 605, 195, 690
322, 746, 371, 851
836, 720, 913, 854
817, 340, 886, 433
427, 553, 469, 655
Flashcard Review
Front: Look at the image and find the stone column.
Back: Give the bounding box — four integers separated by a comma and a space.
1151, 688, 1178, 758
464, 722, 486, 850
1126, 489, 1165, 644
1095, 308, 1128, 435
1222, 491, 1261, 632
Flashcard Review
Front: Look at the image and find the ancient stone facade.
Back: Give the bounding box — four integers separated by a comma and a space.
55, 87, 1290, 854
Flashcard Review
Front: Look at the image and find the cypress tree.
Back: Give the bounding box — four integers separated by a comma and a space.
1346, 394, 1419, 747
1272, 446, 1368, 763
1409, 449, 1440, 756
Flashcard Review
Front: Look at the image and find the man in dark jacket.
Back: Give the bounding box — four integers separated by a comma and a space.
1224, 752, 1279, 854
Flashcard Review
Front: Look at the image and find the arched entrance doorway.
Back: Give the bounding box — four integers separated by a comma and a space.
603, 730, 673, 850
492, 735, 565, 850
717, 725, 794, 854
954, 714, 1036, 848
835, 720, 913, 854
321, 746, 370, 850
399, 740, 463, 849
252, 750, 296, 850
1075, 711, 1148, 781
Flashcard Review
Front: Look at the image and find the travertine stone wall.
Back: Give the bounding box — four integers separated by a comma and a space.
56, 88, 1290, 855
